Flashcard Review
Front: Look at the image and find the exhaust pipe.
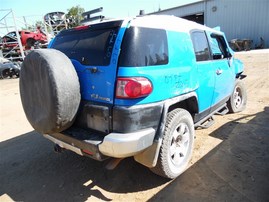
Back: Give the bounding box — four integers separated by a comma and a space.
105, 158, 124, 170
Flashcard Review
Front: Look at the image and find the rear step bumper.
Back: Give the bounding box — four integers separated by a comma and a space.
99, 128, 155, 158
44, 127, 155, 160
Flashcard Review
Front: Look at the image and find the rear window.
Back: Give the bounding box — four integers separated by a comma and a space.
119, 26, 168, 67
51, 22, 122, 66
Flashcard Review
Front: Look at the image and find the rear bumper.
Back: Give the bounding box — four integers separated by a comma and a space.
99, 128, 155, 158
44, 127, 155, 160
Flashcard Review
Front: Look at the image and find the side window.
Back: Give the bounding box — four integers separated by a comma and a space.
210, 37, 223, 55
209, 34, 230, 59
191, 31, 211, 62
119, 26, 169, 67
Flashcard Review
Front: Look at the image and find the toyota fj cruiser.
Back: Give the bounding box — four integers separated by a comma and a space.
20, 15, 246, 179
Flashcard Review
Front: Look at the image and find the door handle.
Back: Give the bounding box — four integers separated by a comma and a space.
90, 67, 98, 73
216, 69, 223, 75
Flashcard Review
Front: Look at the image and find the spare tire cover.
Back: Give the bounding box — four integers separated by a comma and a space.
20, 49, 81, 134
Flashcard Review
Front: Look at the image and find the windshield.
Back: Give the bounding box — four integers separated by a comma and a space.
51, 21, 122, 66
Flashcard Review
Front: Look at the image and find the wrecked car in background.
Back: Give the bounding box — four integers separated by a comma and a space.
0, 57, 21, 79
0, 29, 47, 50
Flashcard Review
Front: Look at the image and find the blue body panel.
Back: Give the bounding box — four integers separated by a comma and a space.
233, 58, 244, 75
194, 60, 216, 113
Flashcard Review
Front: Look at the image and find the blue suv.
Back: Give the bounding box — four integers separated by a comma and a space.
20, 15, 246, 179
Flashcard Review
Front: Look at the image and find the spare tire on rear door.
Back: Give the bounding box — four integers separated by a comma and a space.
20, 49, 81, 134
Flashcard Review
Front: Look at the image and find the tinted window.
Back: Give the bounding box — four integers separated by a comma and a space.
119, 26, 168, 67
51, 26, 120, 66
191, 31, 210, 62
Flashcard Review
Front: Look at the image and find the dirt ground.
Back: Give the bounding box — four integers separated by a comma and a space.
0, 50, 268, 202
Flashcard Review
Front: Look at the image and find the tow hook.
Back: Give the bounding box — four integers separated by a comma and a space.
54, 144, 65, 153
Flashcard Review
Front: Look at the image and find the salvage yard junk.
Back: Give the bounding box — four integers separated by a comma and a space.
0, 9, 25, 61
44, 12, 69, 35
1, 28, 48, 50
229, 39, 253, 51
0, 9, 50, 62
0, 57, 21, 79
0, 28, 48, 62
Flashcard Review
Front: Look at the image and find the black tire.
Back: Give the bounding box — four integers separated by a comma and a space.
26, 38, 36, 49
10, 69, 18, 79
15, 72, 20, 78
13, 69, 20, 78
227, 79, 247, 113
1, 68, 11, 79
150, 108, 194, 179
20, 49, 81, 134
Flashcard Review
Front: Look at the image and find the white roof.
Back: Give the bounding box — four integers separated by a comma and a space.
90, 15, 222, 35
129, 15, 222, 34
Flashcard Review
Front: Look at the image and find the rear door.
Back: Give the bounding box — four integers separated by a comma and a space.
51, 20, 125, 105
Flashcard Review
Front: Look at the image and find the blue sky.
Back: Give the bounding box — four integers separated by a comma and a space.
1, 0, 198, 35
2, 0, 199, 18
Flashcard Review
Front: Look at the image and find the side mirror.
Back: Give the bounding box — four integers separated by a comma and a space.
212, 53, 223, 60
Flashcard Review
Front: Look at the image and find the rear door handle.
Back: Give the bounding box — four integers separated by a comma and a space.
216, 69, 223, 75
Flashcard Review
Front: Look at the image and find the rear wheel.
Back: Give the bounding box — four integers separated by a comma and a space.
227, 79, 247, 113
150, 108, 194, 179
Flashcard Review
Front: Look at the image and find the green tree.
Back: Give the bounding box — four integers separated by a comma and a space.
66, 5, 85, 28
21, 24, 35, 31
35, 20, 44, 28
21, 20, 45, 31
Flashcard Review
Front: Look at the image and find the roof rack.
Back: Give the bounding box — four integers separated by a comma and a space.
81, 7, 105, 24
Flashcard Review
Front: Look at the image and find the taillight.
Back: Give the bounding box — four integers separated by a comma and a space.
116, 77, 152, 99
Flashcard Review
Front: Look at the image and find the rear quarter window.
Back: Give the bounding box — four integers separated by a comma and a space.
191, 31, 211, 62
119, 26, 168, 67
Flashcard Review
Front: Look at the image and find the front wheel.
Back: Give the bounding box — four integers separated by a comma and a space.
150, 108, 194, 179
227, 79, 247, 113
